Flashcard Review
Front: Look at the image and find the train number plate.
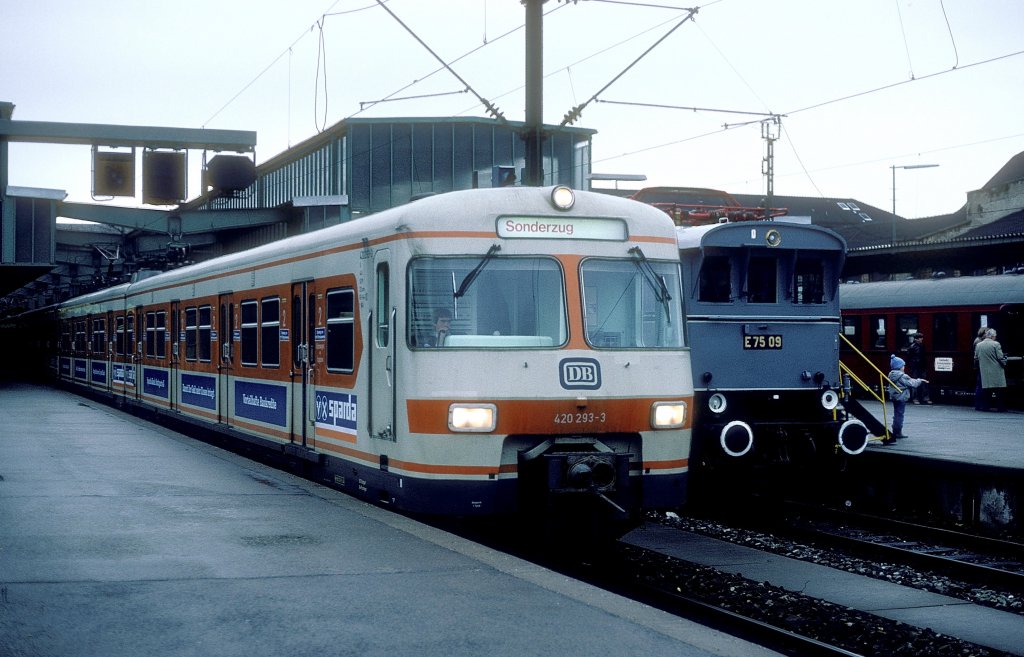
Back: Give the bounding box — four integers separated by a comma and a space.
743, 334, 782, 350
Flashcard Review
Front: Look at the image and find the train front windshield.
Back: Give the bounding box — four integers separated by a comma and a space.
581, 258, 684, 349
407, 254, 684, 349
408, 256, 568, 348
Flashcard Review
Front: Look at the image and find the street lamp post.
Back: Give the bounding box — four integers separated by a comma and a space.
891, 163, 939, 245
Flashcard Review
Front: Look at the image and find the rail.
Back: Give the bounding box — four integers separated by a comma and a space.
838, 333, 898, 442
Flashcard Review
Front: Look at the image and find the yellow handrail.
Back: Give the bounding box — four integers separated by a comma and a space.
838, 333, 896, 442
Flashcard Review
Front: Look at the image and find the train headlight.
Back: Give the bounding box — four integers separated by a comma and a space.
707, 393, 727, 414
820, 389, 840, 410
651, 401, 687, 429
448, 403, 497, 432
550, 185, 575, 211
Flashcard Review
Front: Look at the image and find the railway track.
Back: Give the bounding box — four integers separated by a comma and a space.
780, 506, 1024, 597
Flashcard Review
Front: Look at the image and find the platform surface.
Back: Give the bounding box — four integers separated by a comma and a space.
862, 400, 1023, 468
0, 382, 782, 657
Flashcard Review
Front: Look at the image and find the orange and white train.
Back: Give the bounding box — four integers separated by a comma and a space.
52, 186, 693, 536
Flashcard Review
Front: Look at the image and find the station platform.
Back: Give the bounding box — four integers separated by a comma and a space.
861, 400, 1022, 469
0, 382, 780, 657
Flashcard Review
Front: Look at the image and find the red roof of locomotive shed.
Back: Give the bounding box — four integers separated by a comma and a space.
628, 186, 788, 225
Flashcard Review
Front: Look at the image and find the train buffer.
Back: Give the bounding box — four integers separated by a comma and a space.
841, 397, 887, 438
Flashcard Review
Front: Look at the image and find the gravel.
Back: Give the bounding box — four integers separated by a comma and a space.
615, 511, 1020, 657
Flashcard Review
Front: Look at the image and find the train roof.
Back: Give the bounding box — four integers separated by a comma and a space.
676, 219, 847, 252
60, 186, 675, 306
840, 275, 1024, 310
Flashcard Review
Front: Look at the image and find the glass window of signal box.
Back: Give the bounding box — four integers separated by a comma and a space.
582, 258, 684, 348
407, 256, 567, 348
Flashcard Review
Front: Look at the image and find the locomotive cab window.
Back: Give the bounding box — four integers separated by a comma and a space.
408, 255, 566, 348
794, 258, 825, 304
746, 256, 777, 303
582, 257, 683, 349
698, 255, 731, 303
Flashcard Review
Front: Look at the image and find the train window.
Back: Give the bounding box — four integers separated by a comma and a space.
115, 316, 125, 355
198, 306, 212, 362
698, 255, 731, 302
185, 308, 198, 361
870, 314, 887, 350
292, 294, 303, 367
326, 288, 355, 372
308, 294, 316, 365
261, 298, 280, 367
126, 314, 135, 356
74, 320, 86, 353
581, 258, 683, 349
376, 264, 390, 348
407, 256, 567, 348
241, 300, 258, 366
91, 318, 106, 355
794, 258, 825, 304
842, 315, 861, 348
931, 312, 957, 352
146, 312, 158, 358
897, 314, 919, 350
746, 257, 777, 303
156, 311, 166, 359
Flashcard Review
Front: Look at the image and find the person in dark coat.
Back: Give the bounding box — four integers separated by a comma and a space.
973, 326, 988, 410
975, 328, 1008, 412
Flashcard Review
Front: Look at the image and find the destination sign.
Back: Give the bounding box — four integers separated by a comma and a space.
497, 216, 627, 241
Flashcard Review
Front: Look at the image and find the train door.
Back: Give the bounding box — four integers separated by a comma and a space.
105, 310, 114, 394
370, 250, 395, 443
218, 293, 234, 424
133, 306, 143, 403
289, 281, 316, 449
169, 302, 180, 411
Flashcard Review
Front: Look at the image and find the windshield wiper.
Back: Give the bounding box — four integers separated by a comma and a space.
628, 246, 673, 322
454, 244, 501, 301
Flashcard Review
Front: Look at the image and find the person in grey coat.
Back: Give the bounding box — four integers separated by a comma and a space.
975, 328, 1008, 412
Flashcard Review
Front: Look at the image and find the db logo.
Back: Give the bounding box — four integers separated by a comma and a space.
559, 358, 601, 390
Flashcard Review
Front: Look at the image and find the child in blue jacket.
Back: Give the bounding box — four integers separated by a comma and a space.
886, 355, 929, 443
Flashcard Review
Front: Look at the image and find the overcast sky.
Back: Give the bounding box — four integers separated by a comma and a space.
3, 0, 1023, 219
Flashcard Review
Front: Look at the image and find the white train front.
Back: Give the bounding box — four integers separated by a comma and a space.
54, 186, 693, 536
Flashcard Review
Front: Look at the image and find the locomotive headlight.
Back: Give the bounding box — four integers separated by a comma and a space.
651, 401, 687, 429
449, 403, 497, 432
707, 393, 727, 414
820, 389, 840, 410
550, 185, 575, 211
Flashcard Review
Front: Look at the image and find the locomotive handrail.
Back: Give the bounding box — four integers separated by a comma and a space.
838, 333, 894, 442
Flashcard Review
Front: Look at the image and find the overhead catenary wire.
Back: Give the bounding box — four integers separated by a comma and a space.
373, 0, 505, 122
